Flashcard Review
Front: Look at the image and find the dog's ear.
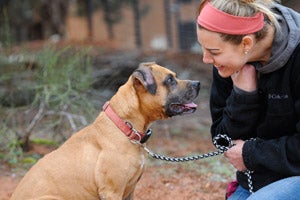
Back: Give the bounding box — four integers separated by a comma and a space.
132, 62, 157, 95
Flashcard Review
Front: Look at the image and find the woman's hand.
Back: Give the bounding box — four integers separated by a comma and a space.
224, 140, 247, 172
231, 64, 257, 92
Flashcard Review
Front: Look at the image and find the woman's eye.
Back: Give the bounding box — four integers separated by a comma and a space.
210, 52, 219, 56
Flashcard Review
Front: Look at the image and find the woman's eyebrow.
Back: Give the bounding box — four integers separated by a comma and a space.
197, 41, 220, 52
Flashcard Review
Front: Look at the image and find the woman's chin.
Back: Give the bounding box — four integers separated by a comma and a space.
217, 70, 231, 78
215, 65, 234, 78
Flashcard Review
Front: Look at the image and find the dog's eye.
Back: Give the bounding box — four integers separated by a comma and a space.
164, 75, 177, 86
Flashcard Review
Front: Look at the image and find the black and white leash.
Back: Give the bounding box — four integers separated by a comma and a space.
139, 134, 254, 194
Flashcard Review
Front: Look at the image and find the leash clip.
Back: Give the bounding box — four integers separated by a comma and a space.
140, 129, 152, 144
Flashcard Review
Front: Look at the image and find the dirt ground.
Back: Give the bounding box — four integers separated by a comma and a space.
0, 50, 234, 200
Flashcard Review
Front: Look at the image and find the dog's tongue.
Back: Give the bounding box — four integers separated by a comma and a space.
169, 102, 198, 115
184, 102, 197, 108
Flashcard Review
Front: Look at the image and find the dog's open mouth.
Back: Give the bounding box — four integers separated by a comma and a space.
169, 102, 197, 115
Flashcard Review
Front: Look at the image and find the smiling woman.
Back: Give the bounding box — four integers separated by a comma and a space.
197, 28, 250, 78
196, 0, 300, 199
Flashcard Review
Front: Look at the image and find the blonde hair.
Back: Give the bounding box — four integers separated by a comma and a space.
198, 0, 281, 44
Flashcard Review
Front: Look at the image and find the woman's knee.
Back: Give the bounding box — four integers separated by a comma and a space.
247, 176, 300, 200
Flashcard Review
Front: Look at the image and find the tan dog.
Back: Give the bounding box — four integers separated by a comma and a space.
11, 62, 200, 200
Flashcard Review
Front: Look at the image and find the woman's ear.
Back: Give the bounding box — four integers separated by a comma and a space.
242, 35, 254, 53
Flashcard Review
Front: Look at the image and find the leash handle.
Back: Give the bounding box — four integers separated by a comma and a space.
213, 134, 235, 151
213, 134, 255, 194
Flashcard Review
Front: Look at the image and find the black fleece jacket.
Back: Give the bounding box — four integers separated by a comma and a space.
210, 43, 300, 191
210, 3, 300, 191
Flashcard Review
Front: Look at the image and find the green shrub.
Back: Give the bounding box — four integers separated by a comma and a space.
0, 46, 98, 165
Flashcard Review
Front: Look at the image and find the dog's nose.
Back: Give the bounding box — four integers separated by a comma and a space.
192, 81, 201, 91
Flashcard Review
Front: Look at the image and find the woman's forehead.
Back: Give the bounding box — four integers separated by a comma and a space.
197, 28, 224, 48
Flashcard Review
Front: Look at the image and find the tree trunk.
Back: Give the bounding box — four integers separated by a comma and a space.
101, 0, 115, 39
164, 0, 172, 48
85, 0, 93, 40
132, 0, 141, 48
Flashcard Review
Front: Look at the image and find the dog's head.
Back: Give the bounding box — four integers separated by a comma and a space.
132, 62, 200, 119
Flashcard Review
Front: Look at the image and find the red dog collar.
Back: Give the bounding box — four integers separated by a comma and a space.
103, 101, 151, 143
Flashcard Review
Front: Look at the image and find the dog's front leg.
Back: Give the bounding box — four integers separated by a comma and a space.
99, 194, 122, 200
98, 188, 134, 200
97, 179, 127, 198
124, 192, 134, 200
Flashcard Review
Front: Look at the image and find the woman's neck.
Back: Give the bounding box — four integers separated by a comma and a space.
249, 25, 275, 64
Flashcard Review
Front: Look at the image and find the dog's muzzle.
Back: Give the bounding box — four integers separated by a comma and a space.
165, 81, 200, 117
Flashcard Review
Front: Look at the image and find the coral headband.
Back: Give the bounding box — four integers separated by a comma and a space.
197, 2, 264, 35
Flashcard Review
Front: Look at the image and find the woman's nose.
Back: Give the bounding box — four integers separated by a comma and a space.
202, 52, 213, 64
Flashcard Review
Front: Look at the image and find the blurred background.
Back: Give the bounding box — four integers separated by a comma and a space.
1, 0, 298, 51
0, 0, 203, 51
0, 1, 299, 199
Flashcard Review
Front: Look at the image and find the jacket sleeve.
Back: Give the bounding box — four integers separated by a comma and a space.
243, 101, 300, 175
210, 67, 261, 141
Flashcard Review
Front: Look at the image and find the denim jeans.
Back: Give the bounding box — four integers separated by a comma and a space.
228, 176, 300, 200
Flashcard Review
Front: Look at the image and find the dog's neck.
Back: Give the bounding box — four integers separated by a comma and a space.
103, 102, 152, 143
